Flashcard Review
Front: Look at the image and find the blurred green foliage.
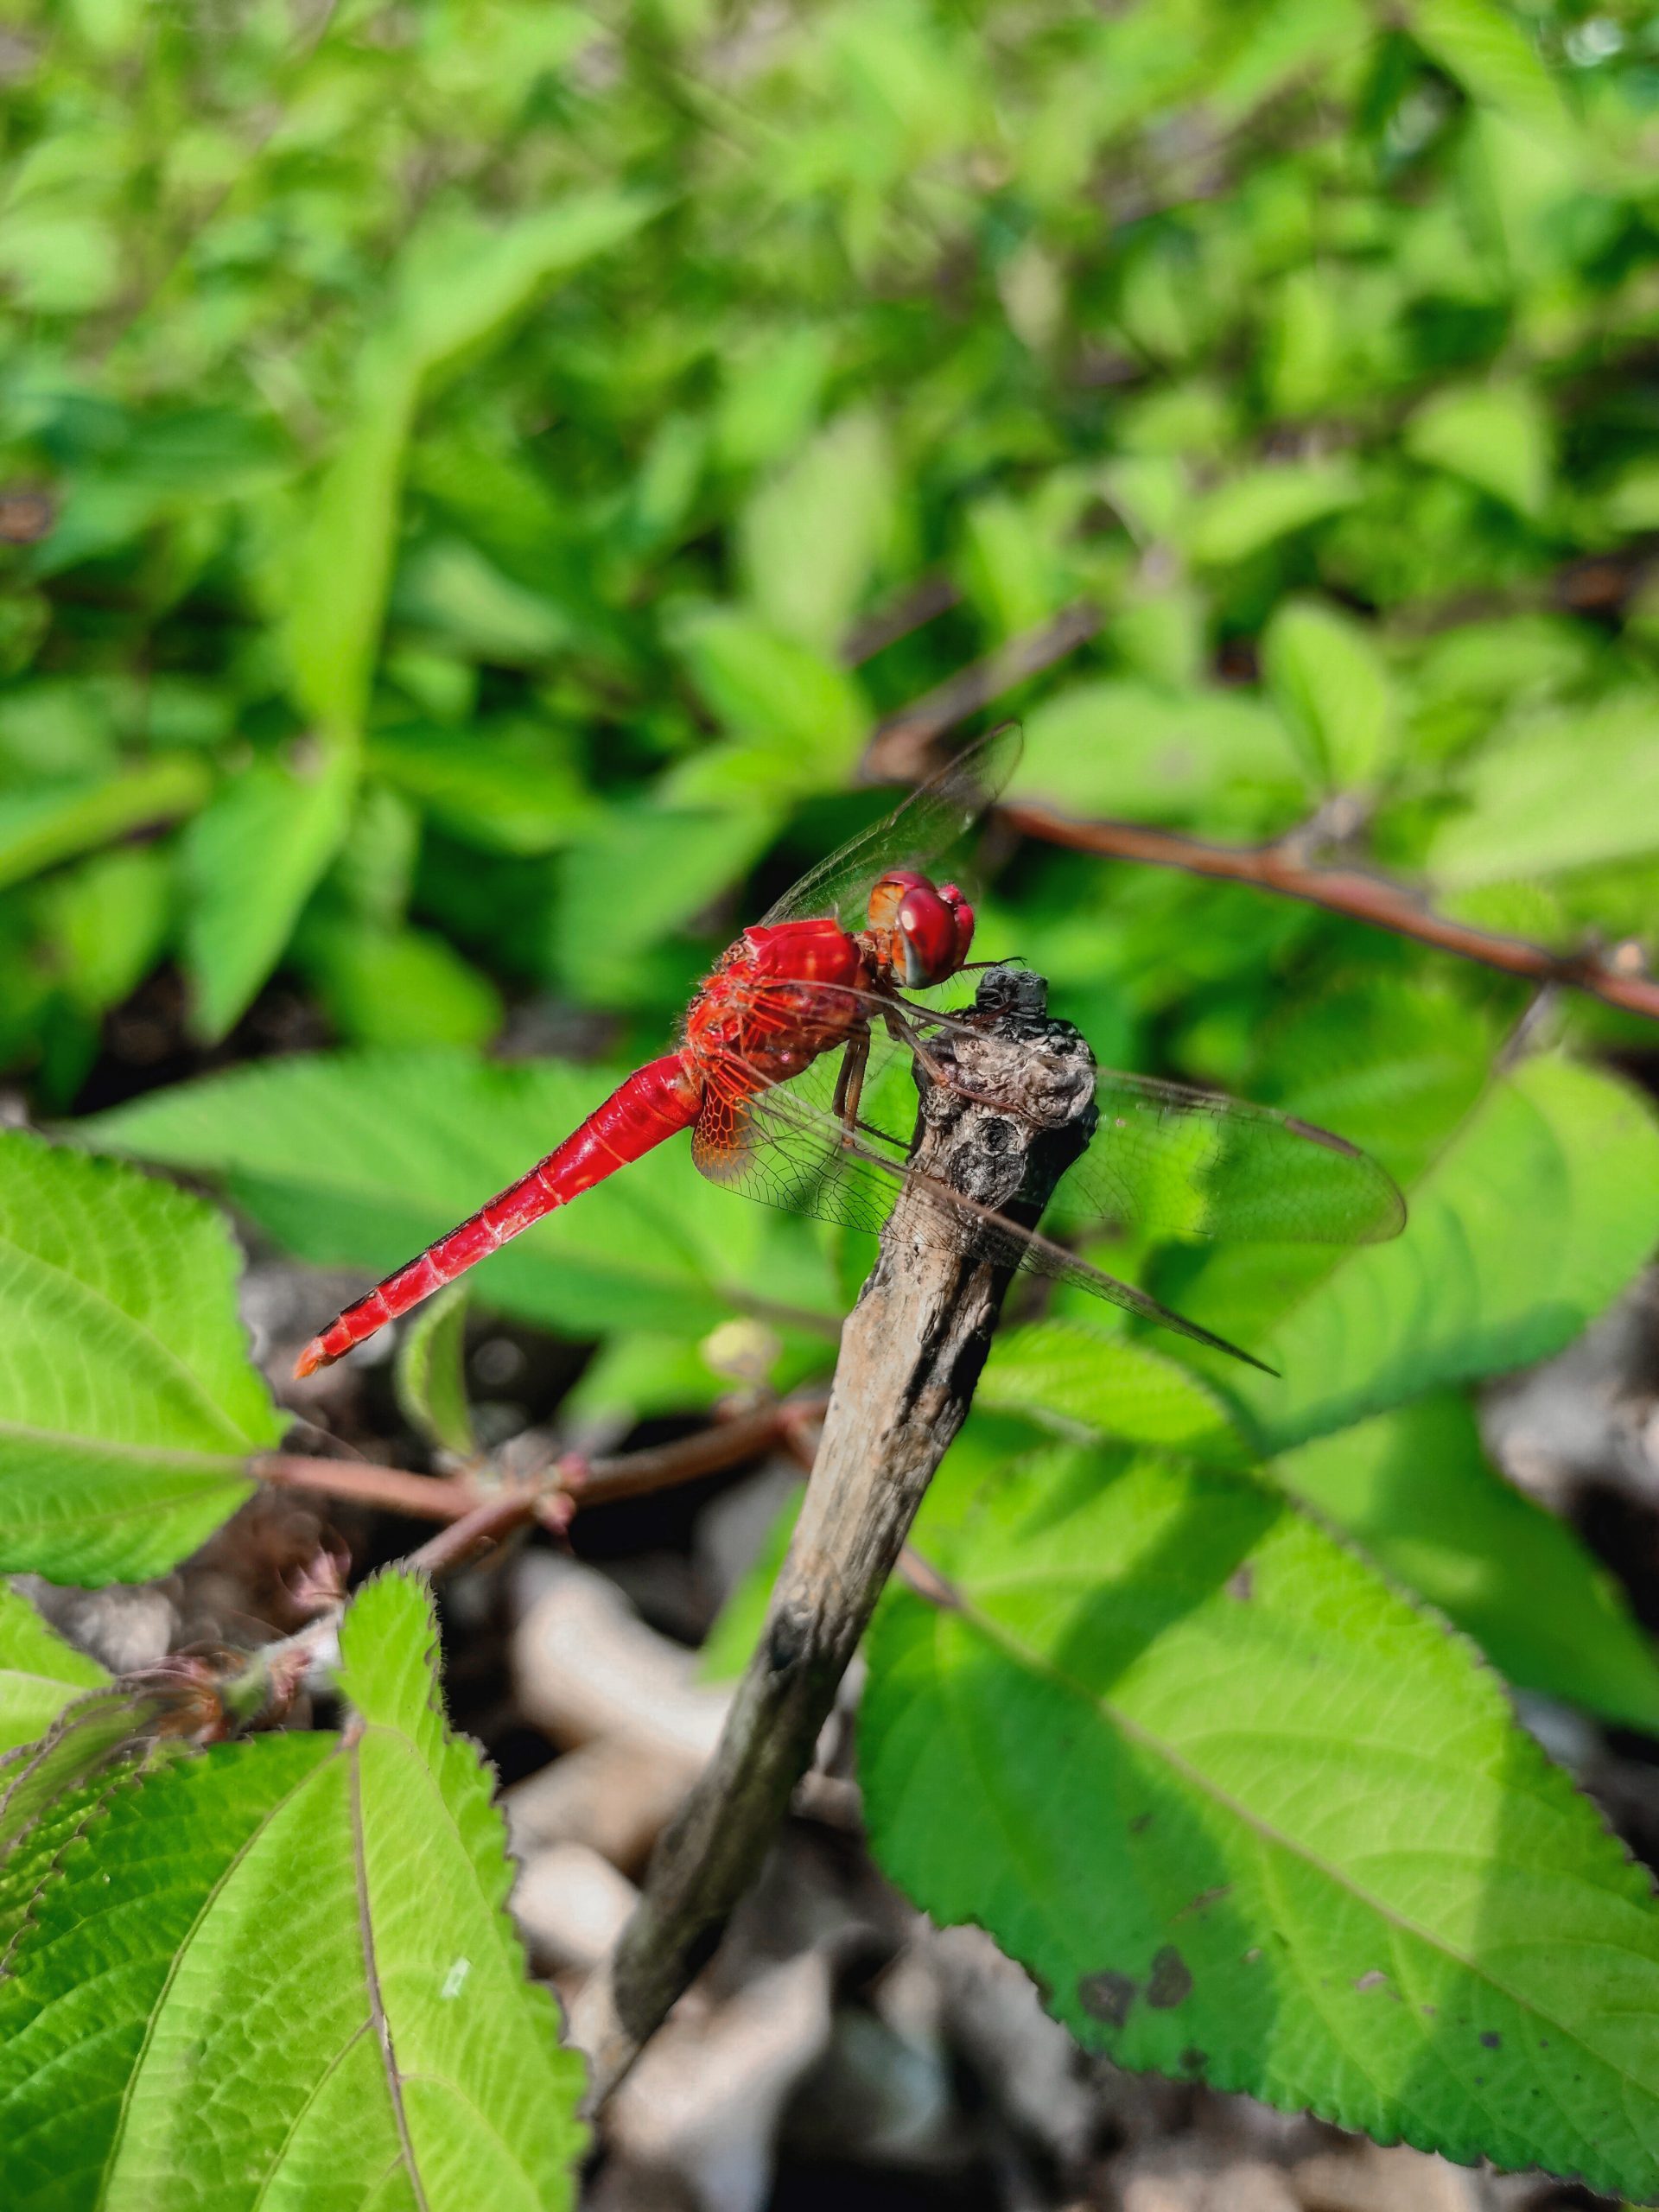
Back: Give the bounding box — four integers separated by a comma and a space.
11, 7, 1659, 2186
4, 0, 1659, 1113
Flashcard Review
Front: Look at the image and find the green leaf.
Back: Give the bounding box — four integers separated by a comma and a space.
35, 845, 173, 1015
302, 924, 504, 1050
83, 1049, 839, 1342
1404, 383, 1554, 518
550, 798, 777, 1007
392, 537, 577, 665
1183, 460, 1361, 566
739, 410, 895, 652
1427, 699, 1659, 887
368, 721, 591, 856
1274, 1393, 1659, 1732
978, 1320, 1248, 1462
0, 758, 208, 894
284, 336, 420, 750
180, 751, 357, 1042
957, 494, 1072, 641
865, 1445, 1659, 2199
393, 193, 661, 393
396, 1284, 476, 1459
0, 1134, 275, 1585
1016, 678, 1306, 829
0, 1572, 586, 2209
1261, 598, 1396, 788
1229, 1056, 1659, 1453
0, 1587, 107, 1758
286, 192, 658, 749
1409, 0, 1578, 146
665, 608, 868, 801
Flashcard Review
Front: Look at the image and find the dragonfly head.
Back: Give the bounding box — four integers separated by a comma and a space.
867, 870, 976, 988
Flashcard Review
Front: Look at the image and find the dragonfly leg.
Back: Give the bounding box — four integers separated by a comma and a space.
832, 1025, 871, 1144
882, 1003, 1047, 1128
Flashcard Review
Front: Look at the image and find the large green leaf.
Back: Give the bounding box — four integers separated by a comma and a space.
367, 721, 592, 855
739, 409, 895, 652
286, 192, 658, 750
864, 1445, 1659, 2199
664, 608, 868, 802
978, 1319, 1248, 1462
284, 334, 419, 752
0, 1587, 106, 1758
0, 759, 209, 894
1260, 597, 1396, 788
1404, 382, 1554, 519
1408, 0, 1579, 146
550, 797, 777, 1007
1427, 699, 1659, 887
1275, 1394, 1659, 1731
0, 1573, 587, 2209
83, 1049, 840, 1341
0, 1135, 276, 1586
180, 752, 358, 1042
1015, 678, 1306, 830
301, 923, 504, 1052
1220, 1056, 1659, 1452
1182, 460, 1361, 565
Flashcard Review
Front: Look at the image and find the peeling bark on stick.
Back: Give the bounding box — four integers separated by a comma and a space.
570, 968, 1097, 2109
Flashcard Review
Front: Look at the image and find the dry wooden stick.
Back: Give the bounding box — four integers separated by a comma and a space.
569, 967, 1098, 2108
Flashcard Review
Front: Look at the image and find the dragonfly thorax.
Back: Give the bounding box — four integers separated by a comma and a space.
682, 918, 870, 1079
863, 870, 975, 989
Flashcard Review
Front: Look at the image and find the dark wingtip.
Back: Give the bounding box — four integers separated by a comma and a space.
1281, 1113, 1363, 1158
1281, 1115, 1408, 1244
1192, 1321, 1280, 1378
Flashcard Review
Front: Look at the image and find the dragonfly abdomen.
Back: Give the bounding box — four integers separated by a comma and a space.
294, 1053, 702, 1376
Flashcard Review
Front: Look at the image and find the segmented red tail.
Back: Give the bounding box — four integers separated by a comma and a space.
294, 1053, 702, 1377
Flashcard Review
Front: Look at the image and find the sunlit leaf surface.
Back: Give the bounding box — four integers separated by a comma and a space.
0, 1135, 276, 1584
866, 1445, 1659, 2201
0, 1573, 586, 2211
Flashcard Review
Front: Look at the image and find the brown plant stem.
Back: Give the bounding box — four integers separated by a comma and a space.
1002, 802, 1659, 1025
569, 968, 1098, 2111
867, 599, 1105, 775
255, 1395, 831, 1526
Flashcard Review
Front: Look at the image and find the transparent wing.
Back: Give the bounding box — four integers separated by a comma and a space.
1049, 1068, 1407, 1247
761, 723, 1022, 928
688, 1020, 1275, 1374
697, 975, 1404, 1249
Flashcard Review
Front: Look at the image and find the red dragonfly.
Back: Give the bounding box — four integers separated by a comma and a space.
296, 728, 1403, 1380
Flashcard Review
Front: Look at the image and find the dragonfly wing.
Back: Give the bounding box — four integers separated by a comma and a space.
1047, 1069, 1408, 1246
691, 1053, 906, 1237
699, 977, 1402, 1249
761, 723, 1022, 927
690, 1033, 1275, 1372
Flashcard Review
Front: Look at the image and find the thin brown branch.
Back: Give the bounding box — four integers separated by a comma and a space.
254, 1395, 830, 1527
257, 1456, 475, 1522
866, 599, 1105, 779
841, 575, 962, 666
569, 969, 1098, 2111
1004, 802, 1659, 1026
578, 1397, 830, 1508
404, 1489, 542, 1579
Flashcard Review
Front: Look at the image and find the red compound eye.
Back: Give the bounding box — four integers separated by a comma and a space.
887, 876, 975, 987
